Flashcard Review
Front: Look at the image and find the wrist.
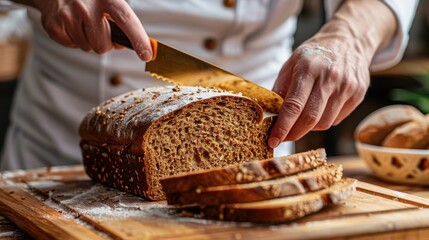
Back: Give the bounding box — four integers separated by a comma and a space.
312, 20, 377, 65
313, 0, 397, 66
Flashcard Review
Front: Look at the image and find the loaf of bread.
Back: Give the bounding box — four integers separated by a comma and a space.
79, 86, 274, 200
382, 115, 429, 149
165, 164, 342, 205
355, 105, 424, 146
160, 148, 327, 193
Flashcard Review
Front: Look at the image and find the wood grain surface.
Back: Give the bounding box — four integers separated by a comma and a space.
0, 158, 428, 240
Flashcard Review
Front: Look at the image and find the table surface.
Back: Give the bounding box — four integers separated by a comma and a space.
1, 155, 428, 240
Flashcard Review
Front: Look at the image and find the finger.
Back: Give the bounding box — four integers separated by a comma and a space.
272, 57, 297, 97
58, 7, 92, 52
62, 26, 78, 48
84, 14, 113, 53
335, 70, 370, 125
332, 100, 355, 126
332, 86, 366, 125
289, 61, 350, 135
286, 79, 331, 140
65, 21, 92, 52
311, 95, 344, 131
104, 1, 152, 61
42, 17, 76, 48
113, 43, 125, 49
268, 69, 315, 148
311, 67, 348, 131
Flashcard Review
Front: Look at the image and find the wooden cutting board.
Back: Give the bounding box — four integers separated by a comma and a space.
0, 166, 429, 240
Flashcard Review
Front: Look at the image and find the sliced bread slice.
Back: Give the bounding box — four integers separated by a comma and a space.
166, 164, 343, 205
190, 178, 357, 223
160, 148, 327, 193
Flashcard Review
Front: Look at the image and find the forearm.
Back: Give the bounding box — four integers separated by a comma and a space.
314, 0, 397, 64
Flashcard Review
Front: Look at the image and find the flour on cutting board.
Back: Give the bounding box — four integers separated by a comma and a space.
26, 180, 187, 220
27, 180, 65, 189
26, 185, 113, 239
25, 179, 256, 227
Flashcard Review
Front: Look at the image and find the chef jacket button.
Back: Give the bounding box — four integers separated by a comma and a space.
223, 0, 236, 8
110, 74, 122, 86
204, 38, 217, 51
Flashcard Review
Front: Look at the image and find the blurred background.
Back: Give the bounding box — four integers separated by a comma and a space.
0, 3, 30, 154
0, 0, 428, 157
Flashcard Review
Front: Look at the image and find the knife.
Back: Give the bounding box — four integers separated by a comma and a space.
109, 21, 283, 113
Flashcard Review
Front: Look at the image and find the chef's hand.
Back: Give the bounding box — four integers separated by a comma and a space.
268, 0, 397, 148
22, 0, 152, 61
269, 36, 370, 147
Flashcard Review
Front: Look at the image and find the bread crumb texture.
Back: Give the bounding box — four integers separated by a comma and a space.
79, 86, 273, 200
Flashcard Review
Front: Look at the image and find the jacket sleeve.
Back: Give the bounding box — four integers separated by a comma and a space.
324, 0, 419, 71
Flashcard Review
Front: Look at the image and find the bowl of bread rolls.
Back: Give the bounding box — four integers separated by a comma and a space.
355, 105, 429, 185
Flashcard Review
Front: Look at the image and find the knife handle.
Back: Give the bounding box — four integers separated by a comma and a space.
108, 20, 158, 61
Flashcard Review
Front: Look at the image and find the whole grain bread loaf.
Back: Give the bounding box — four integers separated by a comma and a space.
165, 164, 342, 206
79, 86, 274, 200
160, 148, 327, 193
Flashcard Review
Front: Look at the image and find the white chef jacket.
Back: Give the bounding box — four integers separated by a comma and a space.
0, 0, 418, 170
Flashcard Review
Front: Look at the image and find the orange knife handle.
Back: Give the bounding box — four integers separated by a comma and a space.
108, 20, 157, 61
149, 38, 158, 61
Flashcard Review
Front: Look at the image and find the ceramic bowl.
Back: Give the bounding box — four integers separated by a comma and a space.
356, 142, 429, 185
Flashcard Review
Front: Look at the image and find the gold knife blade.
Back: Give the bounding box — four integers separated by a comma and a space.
109, 21, 283, 113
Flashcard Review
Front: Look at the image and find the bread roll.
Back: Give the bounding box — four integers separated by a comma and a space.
79, 86, 274, 200
355, 105, 424, 145
382, 115, 429, 149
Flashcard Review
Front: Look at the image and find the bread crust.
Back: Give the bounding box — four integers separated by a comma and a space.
165, 164, 342, 205
81, 142, 150, 197
160, 148, 327, 193
79, 86, 261, 146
